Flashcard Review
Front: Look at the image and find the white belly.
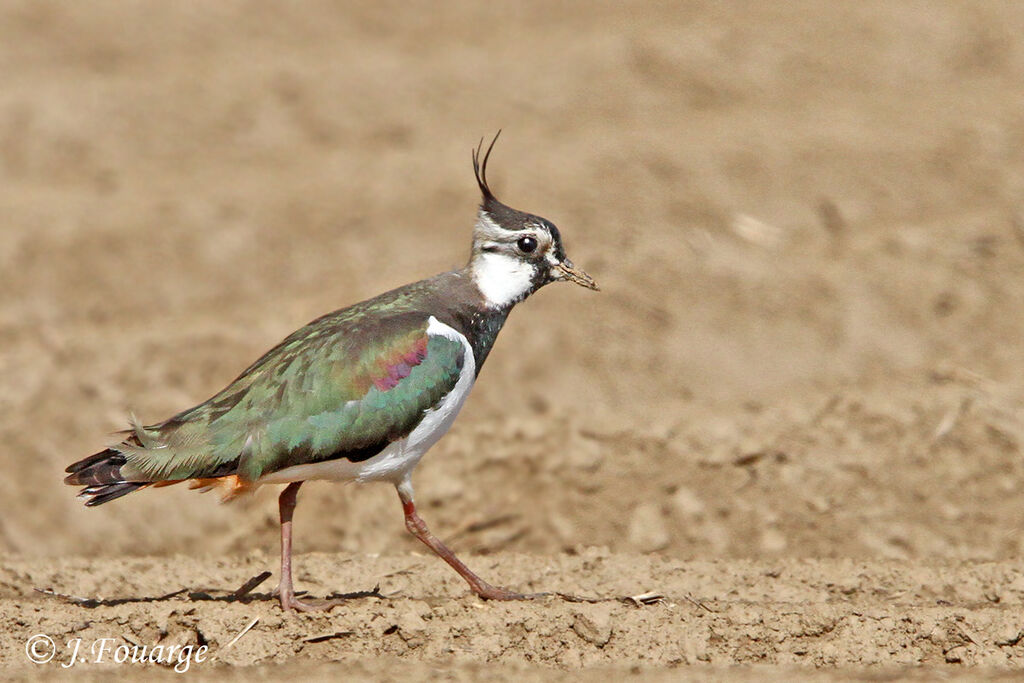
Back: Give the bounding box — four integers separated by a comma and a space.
256, 316, 476, 487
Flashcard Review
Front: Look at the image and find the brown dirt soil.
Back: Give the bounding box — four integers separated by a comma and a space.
5, 553, 1024, 679
4, 0, 1024, 679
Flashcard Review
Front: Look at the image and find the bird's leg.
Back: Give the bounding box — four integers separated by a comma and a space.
396, 478, 545, 601
275, 480, 342, 612
276, 481, 312, 611
275, 481, 378, 612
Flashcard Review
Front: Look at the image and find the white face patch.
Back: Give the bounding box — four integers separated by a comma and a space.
471, 251, 536, 309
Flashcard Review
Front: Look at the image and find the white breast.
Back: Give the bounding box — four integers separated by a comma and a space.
256, 316, 476, 486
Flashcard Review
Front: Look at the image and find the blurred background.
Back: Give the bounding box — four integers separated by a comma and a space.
3, 1, 1024, 562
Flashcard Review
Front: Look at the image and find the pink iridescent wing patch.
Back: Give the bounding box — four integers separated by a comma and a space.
371, 335, 429, 392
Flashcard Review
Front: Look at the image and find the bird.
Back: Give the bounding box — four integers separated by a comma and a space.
64, 133, 598, 611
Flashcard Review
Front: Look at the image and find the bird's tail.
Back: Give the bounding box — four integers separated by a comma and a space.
67, 413, 257, 505
64, 447, 149, 506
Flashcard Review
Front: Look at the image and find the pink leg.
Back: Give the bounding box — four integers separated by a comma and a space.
396, 481, 544, 600
277, 481, 350, 612
277, 482, 317, 611
276, 482, 387, 612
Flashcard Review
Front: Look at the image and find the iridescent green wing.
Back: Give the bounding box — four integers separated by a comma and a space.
119, 311, 467, 483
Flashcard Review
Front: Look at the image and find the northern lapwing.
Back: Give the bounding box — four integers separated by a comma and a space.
64, 134, 598, 611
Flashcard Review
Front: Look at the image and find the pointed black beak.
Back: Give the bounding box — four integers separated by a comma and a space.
552, 258, 599, 291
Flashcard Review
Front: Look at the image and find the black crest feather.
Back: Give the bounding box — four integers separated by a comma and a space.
472, 130, 501, 201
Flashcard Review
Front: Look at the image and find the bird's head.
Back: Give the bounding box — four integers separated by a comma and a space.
468, 132, 598, 309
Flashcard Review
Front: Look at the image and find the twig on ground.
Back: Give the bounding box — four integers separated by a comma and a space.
232, 571, 272, 599
222, 616, 260, 651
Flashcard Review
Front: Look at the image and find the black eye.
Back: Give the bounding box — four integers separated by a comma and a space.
517, 236, 538, 253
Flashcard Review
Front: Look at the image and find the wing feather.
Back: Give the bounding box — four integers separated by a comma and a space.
117, 311, 467, 483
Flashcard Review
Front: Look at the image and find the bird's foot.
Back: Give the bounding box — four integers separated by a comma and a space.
276, 582, 349, 613
278, 592, 348, 613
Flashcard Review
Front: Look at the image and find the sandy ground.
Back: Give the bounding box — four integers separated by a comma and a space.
6, 553, 1024, 679
4, 0, 1024, 678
